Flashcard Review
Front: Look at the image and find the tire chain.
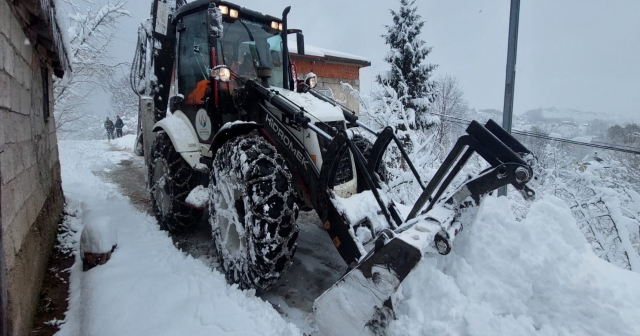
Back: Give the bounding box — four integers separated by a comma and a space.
148, 132, 203, 232
210, 135, 299, 291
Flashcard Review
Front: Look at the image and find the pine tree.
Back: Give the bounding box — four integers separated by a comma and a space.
376, 0, 438, 129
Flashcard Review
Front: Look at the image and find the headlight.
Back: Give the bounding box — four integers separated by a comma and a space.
211, 66, 231, 82
218, 5, 229, 15
271, 21, 279, 30
278, 23, 283, 31
230, 9, 239, 18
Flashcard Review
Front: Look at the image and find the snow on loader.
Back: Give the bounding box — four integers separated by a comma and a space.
131, 1, 536, 334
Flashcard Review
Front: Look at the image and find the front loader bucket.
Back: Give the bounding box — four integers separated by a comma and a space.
311, 118, 536, 336
314, 236, 422, 336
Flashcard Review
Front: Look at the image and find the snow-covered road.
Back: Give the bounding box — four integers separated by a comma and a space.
54, 135, 640, 336
98, 137, 345, 334
55, 136, 343, 335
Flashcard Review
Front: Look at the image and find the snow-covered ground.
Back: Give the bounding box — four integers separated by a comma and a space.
56, 136, 299, 336
54, 135, 640, 335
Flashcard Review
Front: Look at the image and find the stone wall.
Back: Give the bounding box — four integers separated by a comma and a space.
0, 0, 65, 334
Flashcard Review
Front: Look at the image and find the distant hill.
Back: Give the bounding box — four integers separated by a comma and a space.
478, 108, 502, 117
520, 107, 631, 125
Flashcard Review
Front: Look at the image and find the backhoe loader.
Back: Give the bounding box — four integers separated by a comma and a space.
130, 1, 536, 334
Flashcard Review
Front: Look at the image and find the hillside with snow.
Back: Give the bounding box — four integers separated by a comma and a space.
519, 107, 635, 125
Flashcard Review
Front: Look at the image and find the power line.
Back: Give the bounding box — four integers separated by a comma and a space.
425, 111, 640, 155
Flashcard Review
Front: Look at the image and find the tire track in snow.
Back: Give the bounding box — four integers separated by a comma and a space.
99, 144, 346, 335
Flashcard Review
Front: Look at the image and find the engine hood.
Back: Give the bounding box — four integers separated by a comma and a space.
269, 88, 345, 122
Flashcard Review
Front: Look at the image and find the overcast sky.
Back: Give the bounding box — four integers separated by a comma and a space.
94, 0, 640, 120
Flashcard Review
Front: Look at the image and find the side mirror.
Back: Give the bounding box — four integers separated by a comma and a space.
169, 95, 184, 112
296, 32, 305, 55
256, 66, 272, 87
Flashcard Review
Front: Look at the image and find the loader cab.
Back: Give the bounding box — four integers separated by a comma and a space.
171, 0, 296, 144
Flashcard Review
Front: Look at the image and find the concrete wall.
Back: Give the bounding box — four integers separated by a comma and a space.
0, 0, 64, 334
292, 59, 364, 115
314, 77, 361, 115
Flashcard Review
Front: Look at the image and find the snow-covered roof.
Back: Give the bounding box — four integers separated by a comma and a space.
287, 39, 370, 65
7, 0, 71, 77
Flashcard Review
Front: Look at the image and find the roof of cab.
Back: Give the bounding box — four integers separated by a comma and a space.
173, 0, 282, 24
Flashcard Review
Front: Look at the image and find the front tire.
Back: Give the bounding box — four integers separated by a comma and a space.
148, 132, 203, 232
209, 135, 299, 293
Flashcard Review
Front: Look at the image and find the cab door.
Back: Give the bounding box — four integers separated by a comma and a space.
175, 9, 213, 144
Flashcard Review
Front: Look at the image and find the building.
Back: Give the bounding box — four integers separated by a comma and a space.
0, 0, 69, 334
288, 41, 371, 115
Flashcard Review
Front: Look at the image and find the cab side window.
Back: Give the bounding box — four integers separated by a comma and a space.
177, 11, 210, 105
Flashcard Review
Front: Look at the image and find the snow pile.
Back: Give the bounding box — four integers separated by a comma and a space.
80, 215, 116, 254
109, 134, 137, 152
57, 139, 300, 336
185, 185, 209, 209
389, 196, 640, 336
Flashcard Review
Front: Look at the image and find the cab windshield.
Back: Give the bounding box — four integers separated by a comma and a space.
218, 18, 284, 88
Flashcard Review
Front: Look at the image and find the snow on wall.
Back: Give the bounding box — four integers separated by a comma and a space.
51, 0, 72, 69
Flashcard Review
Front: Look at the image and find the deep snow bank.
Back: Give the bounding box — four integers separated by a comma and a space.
389, 196, 640, 336
56, 140, 300, 336
109, 134, 137, 152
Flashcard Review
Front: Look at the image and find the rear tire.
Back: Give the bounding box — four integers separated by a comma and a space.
209, 135, 299, 293
148, 132, 203, 232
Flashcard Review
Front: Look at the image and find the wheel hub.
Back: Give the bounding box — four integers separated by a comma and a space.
214, 176, 246, 257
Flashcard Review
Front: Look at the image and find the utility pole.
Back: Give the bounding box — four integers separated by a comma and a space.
0, 165, 7, 336
498, 0, 521, 197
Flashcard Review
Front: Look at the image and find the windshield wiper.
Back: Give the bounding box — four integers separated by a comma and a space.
238, 21, 262, 65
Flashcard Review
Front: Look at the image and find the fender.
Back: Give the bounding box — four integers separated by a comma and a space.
209, 121, 262, 159
152, 111, 201, 167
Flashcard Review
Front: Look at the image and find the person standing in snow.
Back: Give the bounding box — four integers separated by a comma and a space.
115, 115, 124, 138
104, 117, 115, 141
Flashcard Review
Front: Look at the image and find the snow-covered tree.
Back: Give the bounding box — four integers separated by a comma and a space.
552, 158, 640, 272
103, 71, 138, 136
428, 75, 468, 153
376, 0, 438, 130
606, 124, 640, 188
54, 0, 130, 132
108, 72, 138, 120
